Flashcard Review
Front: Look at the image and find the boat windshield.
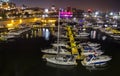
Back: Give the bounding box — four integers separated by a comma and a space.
86, 55, 94, 61
84, 47, 93, 51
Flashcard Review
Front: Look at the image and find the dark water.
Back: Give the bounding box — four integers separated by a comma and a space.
0, 29, 120, 76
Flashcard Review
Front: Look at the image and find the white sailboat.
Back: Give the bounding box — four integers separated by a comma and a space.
46, 55, 77, 65
41, 46, 71, 55
52, 42, 69, 48
43, 11, 77, 65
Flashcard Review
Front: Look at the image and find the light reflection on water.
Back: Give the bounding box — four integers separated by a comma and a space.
46, 61, 110, 72
84, 64, 110, 71
25, 28, 50, 40
46, 62, 77, 71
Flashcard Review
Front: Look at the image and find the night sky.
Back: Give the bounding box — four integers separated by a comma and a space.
10, 0, 120, 11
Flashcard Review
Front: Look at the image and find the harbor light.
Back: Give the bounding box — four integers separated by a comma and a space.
19, 19, 22, 23
11, 20, 14, 24
73, 17, 76, 21
110, 12, 113, 16
95, 11, 99, 15
7, 23, 14, 30
44, 8, 49, 13
34, 18, 37, 21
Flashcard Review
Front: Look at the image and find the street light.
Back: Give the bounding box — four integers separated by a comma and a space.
95, 11, 99, 15
110, 12, 113, 16
19, 19, 22, 23
34, 18, 37, 22
44, 8, 49, 13
11, 19, 14, 24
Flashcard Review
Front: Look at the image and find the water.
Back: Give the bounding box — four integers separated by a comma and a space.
0, 28, 120, 76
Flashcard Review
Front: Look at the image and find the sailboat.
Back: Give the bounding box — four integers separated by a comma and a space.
46, 55, 77, 65
43, 10, 77, 65
41, 46, 71, 55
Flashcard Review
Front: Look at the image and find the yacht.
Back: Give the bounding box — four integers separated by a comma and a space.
0, 34, 16, 41
52, 43, 69, 48
81, 45, 103, 56
41, 46, 71, 55
75, 32, 89, 37
81, 55, 111, 66
46, 55, 77, 65
110, 34, 120, 38
81, 50, 103, 56
80, 42, 101, 50
91, 46, 101, 50
87, 42, 100, 47
7, 30, 21, 36
7, 27, 31, 36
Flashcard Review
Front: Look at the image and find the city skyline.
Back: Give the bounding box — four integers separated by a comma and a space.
7, 0, 120, 11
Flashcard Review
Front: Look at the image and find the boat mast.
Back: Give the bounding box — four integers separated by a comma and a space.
57, 9, 60, 53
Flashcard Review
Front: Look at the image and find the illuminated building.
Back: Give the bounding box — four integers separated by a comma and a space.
0, 0, 16, 10
1, 0, 9, 2
67, 6, 72, 12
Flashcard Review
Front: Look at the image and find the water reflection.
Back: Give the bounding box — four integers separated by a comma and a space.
42, 28, 46, 37
84, 65, 110, 71
90, 30, 96, 39
46, 62, 76, 71
45, 29, 50, 40
25, 28, 50, 40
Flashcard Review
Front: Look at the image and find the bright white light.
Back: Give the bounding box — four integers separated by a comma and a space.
84, 14, 87, 17
44, 8, 48, 13
45, 29, 50, 40
73, 17, 76, 21
45, 14, 48, 17
104, 24, 108, 27
95, 11, 99, 15
113, 16, 118, 19
42, 15, 45, 18
102, 36, 107, 41
113, 25, 117, 27
110, 12, 113, 15
51, 7, 55, 10
42, 28, 45, 37
83, 28, 86, 31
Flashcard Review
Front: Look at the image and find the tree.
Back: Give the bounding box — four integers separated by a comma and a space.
24, 12, 30, 17
0, 10, 7, 20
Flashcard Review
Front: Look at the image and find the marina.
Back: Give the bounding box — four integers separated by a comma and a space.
0, 0, 120, 75
0, 17, 120, 76
0, 28, 119, 76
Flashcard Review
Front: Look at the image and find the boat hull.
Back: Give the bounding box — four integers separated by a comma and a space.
46, 57, 77, 66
